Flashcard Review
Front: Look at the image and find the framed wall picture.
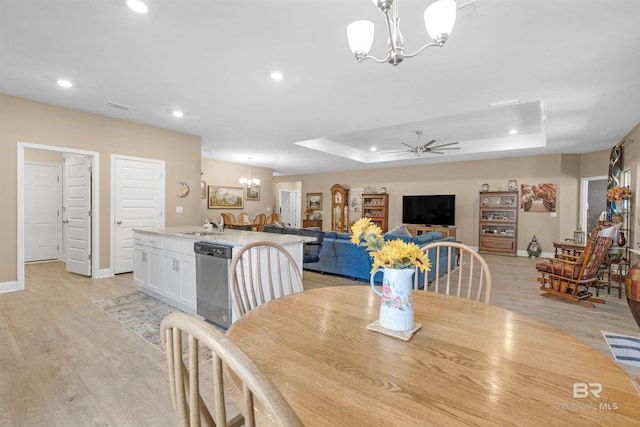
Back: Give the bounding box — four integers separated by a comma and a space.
307, 193, 322, 210
246, 184, 260, 201
208, 185, 244, 209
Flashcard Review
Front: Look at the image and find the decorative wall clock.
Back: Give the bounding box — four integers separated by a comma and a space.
176, 181, 190, 198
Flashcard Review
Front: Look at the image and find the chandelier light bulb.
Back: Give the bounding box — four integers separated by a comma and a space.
424, 0, 456, 44
347, 0, 457, 65
347, 20, 375, 59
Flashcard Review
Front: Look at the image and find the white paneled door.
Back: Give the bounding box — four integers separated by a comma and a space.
24, 163, 60, 262
113, 157, 164, 274
64, 156, 92, 276
278, 189, 301, 228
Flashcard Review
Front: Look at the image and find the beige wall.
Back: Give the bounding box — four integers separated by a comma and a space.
24, 149, 64, 163
3, 91, 638, 283
274, 152, 617, 255
200, 158, 274, 222
1, 94, 201, 283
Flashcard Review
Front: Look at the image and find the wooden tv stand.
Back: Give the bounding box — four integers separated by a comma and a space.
405, 225, 457, 239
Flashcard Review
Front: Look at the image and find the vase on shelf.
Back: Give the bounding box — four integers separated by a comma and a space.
370, 268, 415, 332
618, 231, 626, 247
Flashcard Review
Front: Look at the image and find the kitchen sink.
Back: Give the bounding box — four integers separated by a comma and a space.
180, 230, 225, 236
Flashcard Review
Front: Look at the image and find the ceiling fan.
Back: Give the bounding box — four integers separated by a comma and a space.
383, 130, 460, 157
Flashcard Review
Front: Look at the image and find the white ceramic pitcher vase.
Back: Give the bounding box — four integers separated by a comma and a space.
370, 267, 415, 331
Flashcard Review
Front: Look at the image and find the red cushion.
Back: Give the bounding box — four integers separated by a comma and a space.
536, 261, 577, 278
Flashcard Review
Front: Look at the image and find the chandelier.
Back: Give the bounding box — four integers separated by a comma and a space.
346, 0, 457, 66
239, 176, 260, 187
239, 161, 260, 187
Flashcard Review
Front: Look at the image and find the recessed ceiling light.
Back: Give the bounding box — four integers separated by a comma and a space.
370, 147, 377, 152
270, 71, 284, 81
56, 79, 73, 88
127, 0, 148, 13
172, 110, 184, 118
509, 129, 518, 135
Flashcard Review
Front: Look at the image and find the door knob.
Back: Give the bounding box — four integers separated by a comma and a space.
116, 221, 122, 225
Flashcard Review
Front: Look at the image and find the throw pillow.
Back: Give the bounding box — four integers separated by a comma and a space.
385, 225, 412, 237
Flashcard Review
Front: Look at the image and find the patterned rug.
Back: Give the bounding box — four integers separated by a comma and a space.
93, 292, 212, 363
94, 292, 177, 351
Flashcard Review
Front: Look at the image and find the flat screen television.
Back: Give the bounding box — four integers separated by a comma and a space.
402, 194, 456, 226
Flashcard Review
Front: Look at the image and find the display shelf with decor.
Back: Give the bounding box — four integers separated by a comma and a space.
602, 186, 632, 298
362, 193, 389, 232
479, 191, 518, 256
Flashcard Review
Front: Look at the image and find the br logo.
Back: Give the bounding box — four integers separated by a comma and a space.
573, 383, 602, 398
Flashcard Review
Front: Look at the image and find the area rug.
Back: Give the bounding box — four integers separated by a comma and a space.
94, 292, 177, 351
94, 292, 212, 362
601, 331, 640, 368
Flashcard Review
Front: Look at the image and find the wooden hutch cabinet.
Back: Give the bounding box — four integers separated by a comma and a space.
362, 193, 389, 232
302, 219, 323, 228
479, 191, 518, 256
330, 184, 349, 232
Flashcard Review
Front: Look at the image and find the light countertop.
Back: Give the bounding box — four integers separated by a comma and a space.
134, 226, 315, 247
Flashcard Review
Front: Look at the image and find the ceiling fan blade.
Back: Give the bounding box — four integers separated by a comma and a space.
430, 147, 461, 151
429, 142, 459, 149
429, 151, 446, 154
422, 139, 437, 149
401, 142, 415, 149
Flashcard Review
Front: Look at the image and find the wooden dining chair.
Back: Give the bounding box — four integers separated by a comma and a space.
417, 241, 492, 304
160, 312, 303, 427
252, 213, 267, 232
238, 212, 251, 224
221, 212, 236, 225
265, 213, 281, 224
230, 241, 304, 318
536, 223, 619, 308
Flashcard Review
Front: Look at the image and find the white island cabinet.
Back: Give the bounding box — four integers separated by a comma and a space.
133, 232, 162, 294
133, 232, 197, 314
133, 227, 313, 317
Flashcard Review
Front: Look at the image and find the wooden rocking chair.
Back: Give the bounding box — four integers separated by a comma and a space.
536, 223, 619, 308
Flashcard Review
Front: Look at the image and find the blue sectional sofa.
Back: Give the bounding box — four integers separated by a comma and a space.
303, 229, 456, 285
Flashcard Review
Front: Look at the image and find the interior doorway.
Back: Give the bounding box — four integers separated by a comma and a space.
17, 142, 100, 291
278, 189, 302, 228
24, 162, 61, 262
580, 169, 631, 234
580, 176, 607, 233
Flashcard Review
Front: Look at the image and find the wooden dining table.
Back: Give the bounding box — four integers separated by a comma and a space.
226, 285, 640, 426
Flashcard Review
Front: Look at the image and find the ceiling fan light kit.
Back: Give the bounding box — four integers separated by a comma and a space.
347, 0, 457, 66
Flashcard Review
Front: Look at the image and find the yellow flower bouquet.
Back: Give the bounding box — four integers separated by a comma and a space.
350, 217, 430, 273
607, 186, 630, 202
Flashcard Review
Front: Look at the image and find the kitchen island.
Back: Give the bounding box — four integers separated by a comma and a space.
133, 226, 313, 318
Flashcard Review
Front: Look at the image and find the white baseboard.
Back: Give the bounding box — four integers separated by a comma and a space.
517, 249, 553, 259
0, 281, 19, 293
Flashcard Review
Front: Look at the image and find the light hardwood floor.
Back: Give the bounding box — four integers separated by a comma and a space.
1, 256, 638, 426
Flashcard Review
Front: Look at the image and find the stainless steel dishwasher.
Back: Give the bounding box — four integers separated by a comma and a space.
194, 241, 233, 329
